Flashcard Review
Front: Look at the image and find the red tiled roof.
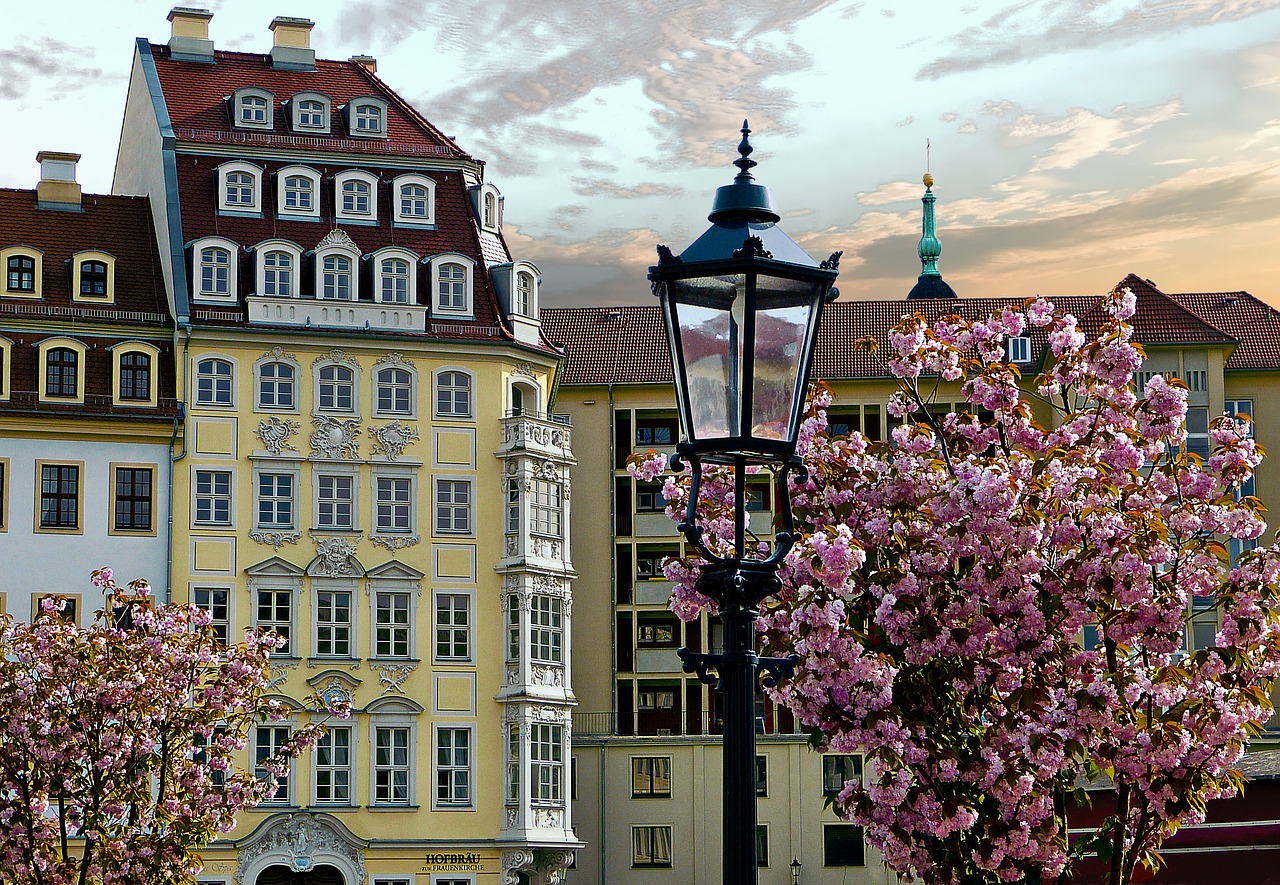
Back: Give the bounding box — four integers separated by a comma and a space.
545, 274, 1273, 386
1170, 290, 1280, 371
150, 45, 470, 160
0, 188, 169, 320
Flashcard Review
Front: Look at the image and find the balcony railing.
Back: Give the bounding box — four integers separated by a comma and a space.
572, 711, 617, 737
499, 412, 572, 457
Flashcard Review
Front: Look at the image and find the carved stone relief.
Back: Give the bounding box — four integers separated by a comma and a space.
309, 535, 361, 578
249, 529, 302, 551
234, 813, 365, 885
369, 419, 419, 461
310, 415, 361, 460
371, 662, 417, 694
256, 416, 301, 454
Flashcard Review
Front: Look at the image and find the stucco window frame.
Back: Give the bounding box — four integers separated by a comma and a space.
334, 169, 379, 225
392, 173, 436, 227
216, 160, 264, 216
38, 337, 87, 404
189, 237, 240, 304
426, 254, 475, 318
1, 246, 44, 299
111, 340, 160, 407
288, 91, 332, 135
276, 165, 322, 221
230, 86, 275, 131
251, 238, 304, 298
70, 250, 116, 304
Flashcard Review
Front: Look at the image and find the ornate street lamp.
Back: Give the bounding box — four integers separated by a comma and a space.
791, 857, 803, 885
649, 121, 840, 885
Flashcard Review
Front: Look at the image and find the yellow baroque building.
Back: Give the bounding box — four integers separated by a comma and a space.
111, 8, 580, 884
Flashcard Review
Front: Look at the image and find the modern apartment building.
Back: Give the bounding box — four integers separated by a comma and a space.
0, 152, 177, 621
110, 9, 579, 884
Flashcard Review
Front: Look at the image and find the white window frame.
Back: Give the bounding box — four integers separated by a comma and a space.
433, 590, 474, 664
1007, 336, 1032, 364
251, 238, 303, 297
474, 182, 502, 233
434, 477, 473, 536
253, 583, 296, 656
374, 363, 417, 417
529, 595, 564, 664
253, 466, 299, 532
427, 253, 475, 317
371, 587, 415, 659
312, 723, 355, 806
314, 240, 361, 301
192, 585, 233, 647
347, 97, 389, 138
371, 246, 419, 306
192, 467, 234, 528
515, 270, 535, 317
433, 724, 475, 810
530, 722, 565, 803
314, 467, 359, 532
233, 87, 274, 130
216, 161, 263, 214
373, 471, 416, 536
190, 237, 240, 303
312, 580, 357, 659
276, 166, 321, 220
194, 355, 236, 407
314, 360, 360, 414
530, 478, 563, 539
433, 367, 475, 420
255, 722, 295, 805
392, 173, 436, 226
370, 719, 415, 807
289, 91, 331, 134
253, 353, 300, 414
334, 169, 379, 223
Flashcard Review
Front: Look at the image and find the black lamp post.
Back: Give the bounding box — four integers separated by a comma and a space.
649, 121, 840, 885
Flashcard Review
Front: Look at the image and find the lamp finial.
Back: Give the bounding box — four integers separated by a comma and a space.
734, 119, 758, 182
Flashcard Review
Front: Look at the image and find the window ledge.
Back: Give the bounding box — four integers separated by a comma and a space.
276, 213, 323, 223
219, 209, 264, 219
392, 220, 437, 230
305, 804, 359, 811
334, 217, 378, 226
368, 804, 419, 812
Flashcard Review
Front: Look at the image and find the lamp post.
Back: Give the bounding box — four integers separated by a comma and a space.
649, 121, 840, 885
791, 857, 803, 885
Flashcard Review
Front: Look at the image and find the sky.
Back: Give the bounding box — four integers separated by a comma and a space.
0, 0, 1277, 308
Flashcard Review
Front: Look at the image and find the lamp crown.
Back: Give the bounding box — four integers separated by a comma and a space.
708, 119, 779, 224
734, 119, 758, 182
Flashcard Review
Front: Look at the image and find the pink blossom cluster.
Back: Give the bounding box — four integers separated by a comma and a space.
0, 571, 349, 885
657, 289, 1280, 884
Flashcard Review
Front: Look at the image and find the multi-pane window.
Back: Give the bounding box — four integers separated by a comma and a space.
7, 255, 35, 291
39, 464, 79, 529
375, 477, 411, 534
530, 596, 563, 663
399, 184, 429, 218
636, 484, 666, 513
80, 260, 108, 296
196, 358, 233, 405
380, 258, 410, 304
755, 755, 768, 797
46, 347, 78, 397
199, 248, 230, 296
506, 480, 520, 533
435, 371, 472, 418
1226, 399, 1255, 436
1007, 336, 1032, 364
375, 591, 410, 657
354, 104, 382, 132
194, 470, 232, 525
434, 594, 470, 661
507, 725, 521, 802
240, 95, 268, 124
341, 180, 371, 215
297, 100, 324, 128
435, 480, 472, 534
255, 725, 291, 802
225, 172, 255, 207
113, 467, 153, 532
508, 604, 521, 662
283, 175, 313, 211
515, 271, 534, 316
35, 595, 77, 623
822, 754, 863, 796
531, 480, 562, 537
635, 418, 677, 446
374, 726, 410, 804
1186, 406, 1211, 458
631, 757, 672, 797
638, 689, 675, 710
376, 368, 411, 414
638, 619, 677, 647
257, 362, 295, 409
823, 825, 866, 867
321, 255, 353, 300
193, 727, 227, 788
436, 728, 471, 806
314, 726, 352, 804
632, 826, 672, 867
483, 192, 496, 228
119, 352, 151, 401
193, 587, 230, 646
531, 723, 563, 801
317, 475, 354, 529
438, 262, 466, 310
256, 588, 292, 655
315, 589, 352, 657
317, 365, 355, 411
263, 251, 293, 296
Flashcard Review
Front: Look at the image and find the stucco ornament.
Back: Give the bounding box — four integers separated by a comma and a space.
235, 813, 366, 885
370, 419, 419, 461
372, 662, 417, 694
310, 535, 360, 578
314, 229, 360, 254
256, 416, 300, 454
248, 529, 302, 551
370, 533, 420, 551
501, 848, 536, 885
310, 415, 361, 459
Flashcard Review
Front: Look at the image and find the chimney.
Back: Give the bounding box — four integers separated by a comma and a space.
350, 54, 378, 74
36, 152, 83, 211
270, 17, 316, 71
167, 7, 215, 63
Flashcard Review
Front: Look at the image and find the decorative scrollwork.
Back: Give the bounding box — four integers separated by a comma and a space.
757, 654, 800, 689
372, 662, 417, 694
821, 250, 844, 270
369, 419, 419, 461
310, 415, 361, 460
733, 235, 773, 260
249, 529, 301, 551
372, 352, 414, 367
679, 648, 722, 687
369, 534, 420, 551
256, 416, 300, 455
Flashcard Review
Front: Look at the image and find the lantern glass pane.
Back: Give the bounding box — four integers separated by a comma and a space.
752, 274, 818, 442
671, 274, 745, 441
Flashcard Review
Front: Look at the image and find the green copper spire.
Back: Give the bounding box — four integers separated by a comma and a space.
917, 172, 941, 277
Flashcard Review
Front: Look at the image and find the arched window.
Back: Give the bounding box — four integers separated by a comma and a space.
438, 263, 466, 311
263, 250, 293, 296
225, 172, 255, 207
318, 365, 355, 412
376, 367, 412, 415
484, 192, 496, 228
283, 176, 313, 212
239, 95, 268, 124
199, 247, 231, 296
435, 371, 472, 419
196, 358, 233, 406
400, 184, 428, 219
380, 258, 410, 304
515, 272, 534, 317
322, 255, 352, 300
80, 260, 108, 296
342, 180, 371, 216
119, 352, 151, 401
46, 347, 78, 397
7, 255, 35, 292
258, 362, 295, 409
354, 104, 382, 133
298, 100, 325, 128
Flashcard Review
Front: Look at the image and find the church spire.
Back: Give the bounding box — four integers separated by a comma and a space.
907, 171, 957, 299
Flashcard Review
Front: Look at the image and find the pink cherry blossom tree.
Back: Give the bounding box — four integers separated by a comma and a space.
631, 288, 1280, 885
0, 569, 347, 885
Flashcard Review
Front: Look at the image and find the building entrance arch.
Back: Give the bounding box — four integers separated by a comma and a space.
235, 813, 365, 885
255, 864, 345, 885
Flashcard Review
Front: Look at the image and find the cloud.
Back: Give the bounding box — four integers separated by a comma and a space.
940, 112, 959, 123
1242, 118, 1280, 149
1005, 98, 1184, 171
919, 0, 1280, 79
897, 115, 915, 127
0, 39, 104, 101
571, 179, 684, 198
959, 120, 978, 134
857, 180, 925, 206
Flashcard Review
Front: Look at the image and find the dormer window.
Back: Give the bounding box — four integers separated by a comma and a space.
334, 170, 379, 223
371, 247, 419, 306
345, 97, 388, 138
231, 87, 275, 130
0, 247, 42, 298
284, 176, 312, 211
81, 261, 107, 295
515, 271, 534, 317
322, 256, 352, 300
472, 183, 502, 233
392, 174, 435, 227
276, 165, 320, 220
299, 101, 323, 126
252, 240, 303, 298
426, 253, 475, 317
216, 161, 263, 215
288, 91, 331, 134
190, 236, 240, 303
71, 250, 116, 304
484, 193, 496, 228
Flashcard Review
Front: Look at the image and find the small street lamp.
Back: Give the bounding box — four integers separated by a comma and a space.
649, 121, 840, 885
791, 856, 803, 885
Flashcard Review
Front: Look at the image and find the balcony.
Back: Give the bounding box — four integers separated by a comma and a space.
246, 295, 428, 332
498, 412, 573, 459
